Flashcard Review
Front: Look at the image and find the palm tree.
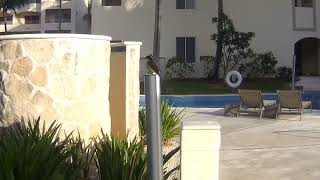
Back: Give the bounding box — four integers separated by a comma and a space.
152, 0, 161, 74
0, 0, 29, 34
208, 0, 224, 81
58, 0, 62, 32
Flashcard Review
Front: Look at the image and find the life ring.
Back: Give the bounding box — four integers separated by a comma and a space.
226, 71, 242, 88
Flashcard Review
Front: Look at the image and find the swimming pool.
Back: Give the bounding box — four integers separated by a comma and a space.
140, 92, 320, 109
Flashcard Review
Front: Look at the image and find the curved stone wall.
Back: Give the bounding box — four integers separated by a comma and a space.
0, 34, 111, 139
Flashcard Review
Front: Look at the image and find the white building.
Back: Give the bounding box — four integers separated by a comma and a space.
91, 0, 320, 84
0, 0, 90, 34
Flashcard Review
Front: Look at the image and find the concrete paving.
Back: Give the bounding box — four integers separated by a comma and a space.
183, 108, 320, 180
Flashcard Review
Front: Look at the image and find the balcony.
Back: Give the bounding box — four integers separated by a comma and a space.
0, 24, 41, 33
294, 7, 315, 30
43, 0, 72, 9
15, 2, 41, 14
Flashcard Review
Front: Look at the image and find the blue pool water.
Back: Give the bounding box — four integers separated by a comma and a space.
140, 92, 320, 109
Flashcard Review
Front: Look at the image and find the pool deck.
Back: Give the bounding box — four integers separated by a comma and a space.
183, 108, 320, 180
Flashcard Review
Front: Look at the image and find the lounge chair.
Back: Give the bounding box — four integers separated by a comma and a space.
237, 89, 276, 119
276, 90, 312, 121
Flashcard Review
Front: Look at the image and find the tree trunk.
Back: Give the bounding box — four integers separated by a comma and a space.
208, 0, 224, 82
2, 10, 7, 34
152, 0, 161, 72
58, 0, 62, 32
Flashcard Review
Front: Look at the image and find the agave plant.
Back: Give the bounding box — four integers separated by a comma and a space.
94, 132, 147, 180
0, 117, 74, 180
139, 100, 185, 144
65, 132, 95, 180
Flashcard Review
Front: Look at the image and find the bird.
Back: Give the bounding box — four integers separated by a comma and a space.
145, 54, 161, 75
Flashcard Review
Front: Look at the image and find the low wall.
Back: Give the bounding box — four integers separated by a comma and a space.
0, 34, 112, 139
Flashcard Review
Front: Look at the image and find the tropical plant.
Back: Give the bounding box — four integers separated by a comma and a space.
200, 56, 215, 77
66, 132, 95, 180
240, 51, 277, 78
94, 133, 147, 180
165, 57, 194, 79
139, 100, 184, 144
0, 116, 181, 180
0, 117, 75, 180
276, 66, 292, 81
210, 14, 255, 78
0, 0, 29, 33
151, 0, 161, 74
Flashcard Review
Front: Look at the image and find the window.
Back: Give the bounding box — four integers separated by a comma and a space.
28, 0, 41, 3
45, 9, 71, 23
295, 0, 313, 7
61, 9, 71, 22
25, 15, 40, 24
176, 37, 196, 63
45, 30, 71, 33
102, 0, 121, 6
176, 0, 194, 9
0, 15, 13, 25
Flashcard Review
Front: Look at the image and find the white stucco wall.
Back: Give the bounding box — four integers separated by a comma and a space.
92, 0, 320, 78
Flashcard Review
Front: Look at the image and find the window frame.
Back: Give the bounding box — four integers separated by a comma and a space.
294, 0, 313, 7
176, 36, 196, 63
24, 15, 40, 24
45, 9, 71, 23
0, 15, 13, 25
102, 0, 121, 6
292, 0, 316, 31
176, 0, 195, 9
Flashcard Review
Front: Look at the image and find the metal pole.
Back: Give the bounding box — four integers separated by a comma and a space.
145, 74, 163, 180
292, 54, 296, 90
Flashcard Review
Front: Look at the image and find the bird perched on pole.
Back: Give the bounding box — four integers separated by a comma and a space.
146, 54, 161, 76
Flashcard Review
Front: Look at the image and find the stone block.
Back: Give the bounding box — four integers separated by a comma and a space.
6, 74, 33, 104
11, 57, 33, 77
20, 40, 54, 64
1, 41, 17, 59
29, 67, 48, 86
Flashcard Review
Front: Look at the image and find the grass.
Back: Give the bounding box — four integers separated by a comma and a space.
141, 78, 291, 95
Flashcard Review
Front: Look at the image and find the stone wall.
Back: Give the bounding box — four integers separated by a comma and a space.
0, 34, 112, 140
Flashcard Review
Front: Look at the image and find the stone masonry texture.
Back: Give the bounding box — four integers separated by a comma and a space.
0, 38, 111, 140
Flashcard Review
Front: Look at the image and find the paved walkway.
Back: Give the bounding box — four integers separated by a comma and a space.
183, 108, 320, 180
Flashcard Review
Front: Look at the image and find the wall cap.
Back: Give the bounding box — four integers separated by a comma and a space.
111, 41, 142, 47
0, 34, 112, 41
182, 121, 221, 130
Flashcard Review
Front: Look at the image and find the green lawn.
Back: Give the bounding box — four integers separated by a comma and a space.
140, 79, 291, 95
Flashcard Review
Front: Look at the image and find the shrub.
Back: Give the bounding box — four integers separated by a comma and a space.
0, 117, 181, 180
139, 101, 184, 144
67, 133, 95, 180
241, 51, 277, 78
276, 66, 292, 81
211, 14, 255, 78
94, 133, 147, 180
200, 56, 215, 78
0, 117, 76, 180
165, 57, 194, 79
94, 130, 181, 180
